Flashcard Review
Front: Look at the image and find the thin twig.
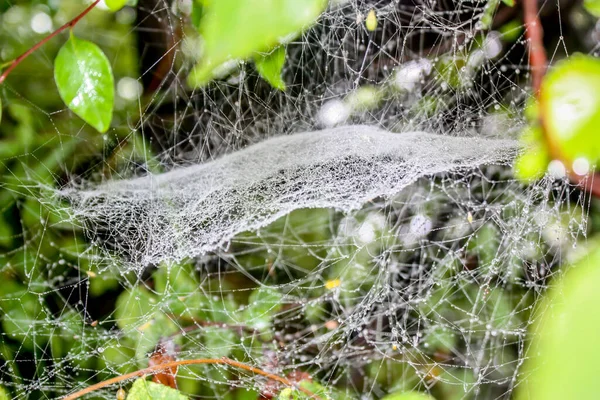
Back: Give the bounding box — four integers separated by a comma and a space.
0, 0, 101, 85
62, 357, 319, 400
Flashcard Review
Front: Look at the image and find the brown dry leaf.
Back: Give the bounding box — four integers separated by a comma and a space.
148, 339, 179, 389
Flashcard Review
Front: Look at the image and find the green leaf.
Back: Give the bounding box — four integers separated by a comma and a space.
381, 392, 435, 400
191, 0, 205, 30
0, 96, 2, 125
584, 0, 600, 17
514, 126, 550, 182
254, 46, 286, 90
514, 147, 549, 182
0, 386, 9, 400
501, 0, 515, 6
126, 378, 189, 400
498, 20, 523, 43
114, 285, 157, 330
243, 286, 282, 330
203, 326, 237, 357
518, 246, 600, 400
54, 35, 114, 133
277, 380, 333, 400
433, 368, 476, 400
188, 0, 326, 87
540, 54, 600, 168
105, 0, 129, 12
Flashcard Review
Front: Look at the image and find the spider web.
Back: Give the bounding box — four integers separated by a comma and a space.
0, 0, 596, 399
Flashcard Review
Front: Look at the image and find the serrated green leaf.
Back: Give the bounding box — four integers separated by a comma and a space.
127, 378, 189, 400
255, 46, 286, 90
188, 0, 326, 87
105, 0, 128, 12
54, 35, 114, 133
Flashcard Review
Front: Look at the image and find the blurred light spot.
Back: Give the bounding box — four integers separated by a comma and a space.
483, 31, 502, 59
317, 99, 349, 127
409, 214, 433, 238
117, 77, 142, 101
572, 157, 590, 176
548, 159, 566, 179
31, 12, 52, 34
116, 7, 136, 25
393, 59, 432, 91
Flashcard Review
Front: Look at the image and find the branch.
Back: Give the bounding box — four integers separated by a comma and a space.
62, 357, 319, 400
0, 0, 101, 85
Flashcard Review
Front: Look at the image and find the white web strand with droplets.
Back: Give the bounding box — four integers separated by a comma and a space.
64, 125, 518, 266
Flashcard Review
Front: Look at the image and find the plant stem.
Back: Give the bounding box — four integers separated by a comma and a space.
0, 0, 101, 85
523, 0, 600, 196
523, 0, 547, 94
62, 357, 319, 400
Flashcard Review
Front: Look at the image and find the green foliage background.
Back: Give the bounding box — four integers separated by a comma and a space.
1, 1, 600, 399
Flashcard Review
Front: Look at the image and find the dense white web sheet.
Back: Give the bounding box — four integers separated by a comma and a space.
65, 125, 518, 265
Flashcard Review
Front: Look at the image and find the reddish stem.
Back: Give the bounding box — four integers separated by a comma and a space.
523, 0, 547, 93
0, 0, 101, 85
523, 0, 600, 196
62, 357, 319, 400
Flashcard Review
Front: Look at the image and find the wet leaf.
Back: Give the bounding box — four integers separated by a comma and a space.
105, 0, 128, 12
0, 386, 8, 400
518, 247, 600, 399
243, 286, 282, 330
514, 126, 550, 182
540, 54, 600, 168
277, 380, 331, 400
584, 0, 600, 17
149, 340, 178, 389
126, 378, 188, 399
189, 0, 326, 87
254, 46, 286, 90
381, 392, 435, 400
114, 285, 157, 330
54, 35, 114, 133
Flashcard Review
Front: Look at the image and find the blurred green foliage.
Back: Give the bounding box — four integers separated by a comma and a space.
127, 378, 189, 399
518, 247, 600, 399
515, 54, 600, 181
1, 0, 600, 399
188, 0, 326, 86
